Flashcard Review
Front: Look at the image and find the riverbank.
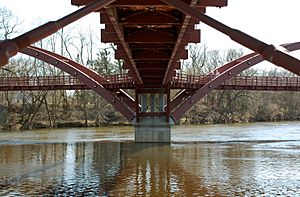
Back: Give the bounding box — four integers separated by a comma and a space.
1, 118, 299, 132
0, 120, 131, 131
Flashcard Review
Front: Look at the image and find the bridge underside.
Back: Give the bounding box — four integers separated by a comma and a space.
1, 0, 300, 142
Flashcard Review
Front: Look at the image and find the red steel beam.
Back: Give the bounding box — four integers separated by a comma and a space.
171, 42, 300, 122
169, 53, 256, 111
104, 8, 143, 84
161, 0, 300, 77
115, 90, 139, 112
27, 47, 138, 113
26, 46, 109, 84
20, 46, 135, 121
170, 42, 297, 110
169, 90, 194, 111
163, 0, 199, 85
0, 0, 116, 67
73, 0, 228, 7
125, 30, 177, 43
119, 11, 182, 25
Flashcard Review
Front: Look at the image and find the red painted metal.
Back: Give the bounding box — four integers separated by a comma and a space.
98, 1, 211, 87
0, 76, 87, 91
73, 0, 228, 7
0, 0, 116, 67
171, 42, 300, 122
115, 90, 138, 111
20, 46, 135, 121
161, 0, 300, 76
169, 90, 194, 111
170, 43, 297, 111
169, 53, 256, 110
104, 9, 143, 84
2, 75, 300, 92
163, 0, 199, 85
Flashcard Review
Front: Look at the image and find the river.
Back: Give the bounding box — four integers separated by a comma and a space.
0, 122, 300, 196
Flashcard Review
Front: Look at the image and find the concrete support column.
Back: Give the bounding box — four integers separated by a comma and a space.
159, 94, 164, 112
150, 94, 155, 112
140, 94, 147, 112
0, 105, 7, 125
133, 90, 172, 143
134, 117, 173, 143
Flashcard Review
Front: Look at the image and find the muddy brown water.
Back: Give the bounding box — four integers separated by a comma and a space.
1, 122, 300, 196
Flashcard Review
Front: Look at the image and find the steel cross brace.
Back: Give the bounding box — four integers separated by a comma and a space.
161, 0, 300, 76
0, 0, 116, 67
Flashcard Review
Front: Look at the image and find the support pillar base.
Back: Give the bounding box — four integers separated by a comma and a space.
133, 117, 173, 143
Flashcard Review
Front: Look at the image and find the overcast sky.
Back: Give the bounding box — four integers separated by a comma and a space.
1, 0, 300, 66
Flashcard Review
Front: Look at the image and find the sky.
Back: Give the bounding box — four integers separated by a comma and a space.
1, 0, 300, 68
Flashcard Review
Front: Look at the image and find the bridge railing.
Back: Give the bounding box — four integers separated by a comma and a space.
104, 74, 134, 88
105, 74, 133, 84
171, 73, 212, 88
1, 74, 300, 90
172, 73, 300, 89
0, 75, 84, 87
223, 76, 300, 88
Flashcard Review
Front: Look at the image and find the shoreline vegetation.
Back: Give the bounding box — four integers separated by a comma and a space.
1, 109, 299, 131
1, 119, 300, 132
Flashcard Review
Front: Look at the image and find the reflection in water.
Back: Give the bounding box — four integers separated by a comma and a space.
0, 123, 300, 195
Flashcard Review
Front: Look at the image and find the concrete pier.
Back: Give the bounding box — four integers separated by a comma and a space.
133, 117, 173, 143
0, 105, 7, 125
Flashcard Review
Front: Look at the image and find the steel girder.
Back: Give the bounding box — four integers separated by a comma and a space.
162, 0, 199, 85
73, 0, 228, 7
20, 46, 135, 121
171, 42, 300, 122
161, 0, 300, 76
104, 9, 143, 85
0, 0, 116, 67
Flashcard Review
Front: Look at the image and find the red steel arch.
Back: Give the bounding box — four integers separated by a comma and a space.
20, 46, 135, 121
169, 52, 256, 110
171, 42, 300, 122
170, 43, 295, 111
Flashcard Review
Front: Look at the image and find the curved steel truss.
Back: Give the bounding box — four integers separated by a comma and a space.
171, 42, 300, 122
20, 46, 135, 121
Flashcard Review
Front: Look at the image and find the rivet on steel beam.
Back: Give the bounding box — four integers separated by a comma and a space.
228, 72, 231, 75
190, 100, 193, 103
35, 53, 39, 56
209, 85, 212, 88
247, 61, 251, 65
74, 72, 77, 75
54, 61, 58, 65
112, 99, 116, 103
94, 85, 97, 88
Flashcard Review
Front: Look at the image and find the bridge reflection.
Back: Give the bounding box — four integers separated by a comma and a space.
0, 142, 214, 195
1, 139, 299, 195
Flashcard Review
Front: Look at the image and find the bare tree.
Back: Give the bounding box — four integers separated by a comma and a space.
0, 6, 20, 39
